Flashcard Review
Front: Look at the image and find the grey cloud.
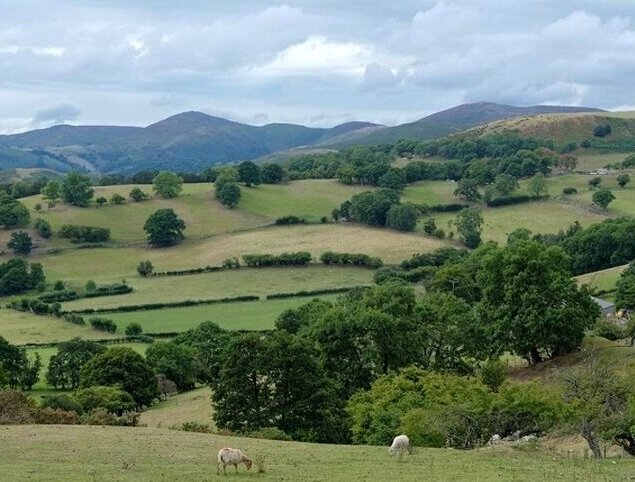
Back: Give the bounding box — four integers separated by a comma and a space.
33, 103, 81, 124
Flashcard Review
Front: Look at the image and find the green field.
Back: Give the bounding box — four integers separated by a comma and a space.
34, 224, 450, 285
401, 180, 457, 205
105, 296, 337, 334
576, 265, 627, 294
139, 387, 213, 429
0, 308, 118, 345
238, 179, 371, 221
61, 266, 373, 311
575, 152, 633, 171
0, 425, 632, 481
419, 198, 607, 244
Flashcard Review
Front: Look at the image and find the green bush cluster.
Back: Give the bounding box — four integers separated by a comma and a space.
89, 318, 117, 333
275, 215, 306, 225
65, 295, 260, 315
319, 251, 383, 268
83, 283, 132, 298
38, 290, 80, 303
266, 286, 364, 300
242, 252, 312, 267
486, 194, 547, 207
58, 225, 110, 243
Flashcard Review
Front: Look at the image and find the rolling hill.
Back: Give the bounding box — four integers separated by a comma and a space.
0, 112, 380, 174
325, 102, 604, 146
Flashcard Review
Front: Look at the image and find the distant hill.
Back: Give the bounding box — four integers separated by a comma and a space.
0, 112, 380, 173
460, 111, 635, 150
0, 103, 610, 174
326, 102, 605, 146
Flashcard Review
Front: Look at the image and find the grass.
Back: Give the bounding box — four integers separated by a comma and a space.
0, 308, 118, 345
105, 296, 338, 334
576, 265, 627, 294
61, 266, 374, 311
35, 224, 451, 284
22, 183, 269, 244
139, 387, 213, 429
575, 153, 632, 171
419, 198, 607, 244
401, 180, 458, 205
1, 425, 633, 481
238, 180, 370, 222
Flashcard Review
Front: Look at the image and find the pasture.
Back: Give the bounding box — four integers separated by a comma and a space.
0, 308, 118, 345
104, 296, 338, 334
61, 265, 373, 311
1, 425, 632, 481
35, 224, 450, 284
576, 265, 627, 295
139, 387, 213, 429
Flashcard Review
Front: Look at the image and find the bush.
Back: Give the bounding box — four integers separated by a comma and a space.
73, 386, 136, 415
266, 286, 363, 300
63, 314, 85, 325
58, 225, 110, 243
80, 408, 139, 426
594, 319, 626, 341
0, 389, 35, 424
480, 359, 507, 392
181, 421, 213, 433
247, 427, 292, 441
486, 195, 546, 207
83, 283, 132, 298
242, 252, 312, 267
85, 280, 96, 292
53, 280, 65, 291
275, 215, 306, 225
319, 251, 383, 268
110, 193, 126, 204
38, 290, 79, 303
34, 218, 52, 239
137, 260, 154, 277
41, 394, 82, 413
89, 317, 117, 333
125, 323, 143, 336
34, 407, 78, 424
563, 187, 578, 195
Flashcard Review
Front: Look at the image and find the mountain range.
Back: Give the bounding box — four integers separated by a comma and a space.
0, 102, 604, 174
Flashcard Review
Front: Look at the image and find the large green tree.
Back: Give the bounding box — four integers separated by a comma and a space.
454, 208, 483, 248
592, 188, 616, 210
217, 182, 241, 208
385, 203, 418, 231
476, 241, 600, 364
237, 161, 262, 187
528, 172, 549, 197
46, 338, 106, 390
7, 231, 33, 256
61, 172, 94, 207
143, 209, 186, 247
453, 178, 481, 201
261, 163, 285, 184
493, 173, 519, 196
80, 346, 158, 407
40, 180, 61, 204
152, 171, 183, 199
0, 193, 30, 228
145, 342, 196, 391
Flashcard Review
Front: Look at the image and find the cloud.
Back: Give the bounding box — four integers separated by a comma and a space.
361, 63, 399, 90
33, 103, 81, 125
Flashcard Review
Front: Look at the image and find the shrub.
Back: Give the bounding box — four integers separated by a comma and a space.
480, 359, 507, 392
129, 188, 149, 202
58, 225, 110, 243
486, 195, 546, 207
182, 421, 213, 433
85, 280, 96, 292
53, 280, 65, 291
125, 323, 143, 336
247, 427, 292, 441
34, 218, 52, 239
110, 193, 125, 205
41, 394, 82, 413
89, 317, 117, 333
83, 283, 132, 298
63, 314, 85, 325
80, 408, 139, 426
563, 187, 578, 195
594, 319, 626, 341
242, 252, 312, 267
275, 215, 306, 225
34, 407, 78, 424
319, 252, 383, 268
73, 386, 136, 415
0, 389, 35, 424
137, 260, 154, 277
38, 290, 79, 303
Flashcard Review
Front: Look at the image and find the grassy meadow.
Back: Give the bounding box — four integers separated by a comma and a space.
34, 224, 448, 285
0, 308, 118, 345
139, 387, 213, 429
1, 425, 633, 481
105, 295, 338, 334
61, 265, 373, 311
576, 265, 627, 295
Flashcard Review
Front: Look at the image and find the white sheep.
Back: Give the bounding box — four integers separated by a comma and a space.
217, 447, 253, 475
389, 434, 413, 456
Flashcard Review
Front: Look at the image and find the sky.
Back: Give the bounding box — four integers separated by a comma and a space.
1, 0, 635, 133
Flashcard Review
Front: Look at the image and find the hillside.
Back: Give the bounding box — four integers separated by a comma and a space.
0, 112, 380, 173
326, 102, 604, 146
463, 110, 635, 149
1, 425, 631, 481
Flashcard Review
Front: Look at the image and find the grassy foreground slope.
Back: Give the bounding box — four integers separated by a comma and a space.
1, 425, 631, 481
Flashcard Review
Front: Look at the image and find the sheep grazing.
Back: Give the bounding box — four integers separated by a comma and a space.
217, 447, 253, 475
389, 434, 413, 456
